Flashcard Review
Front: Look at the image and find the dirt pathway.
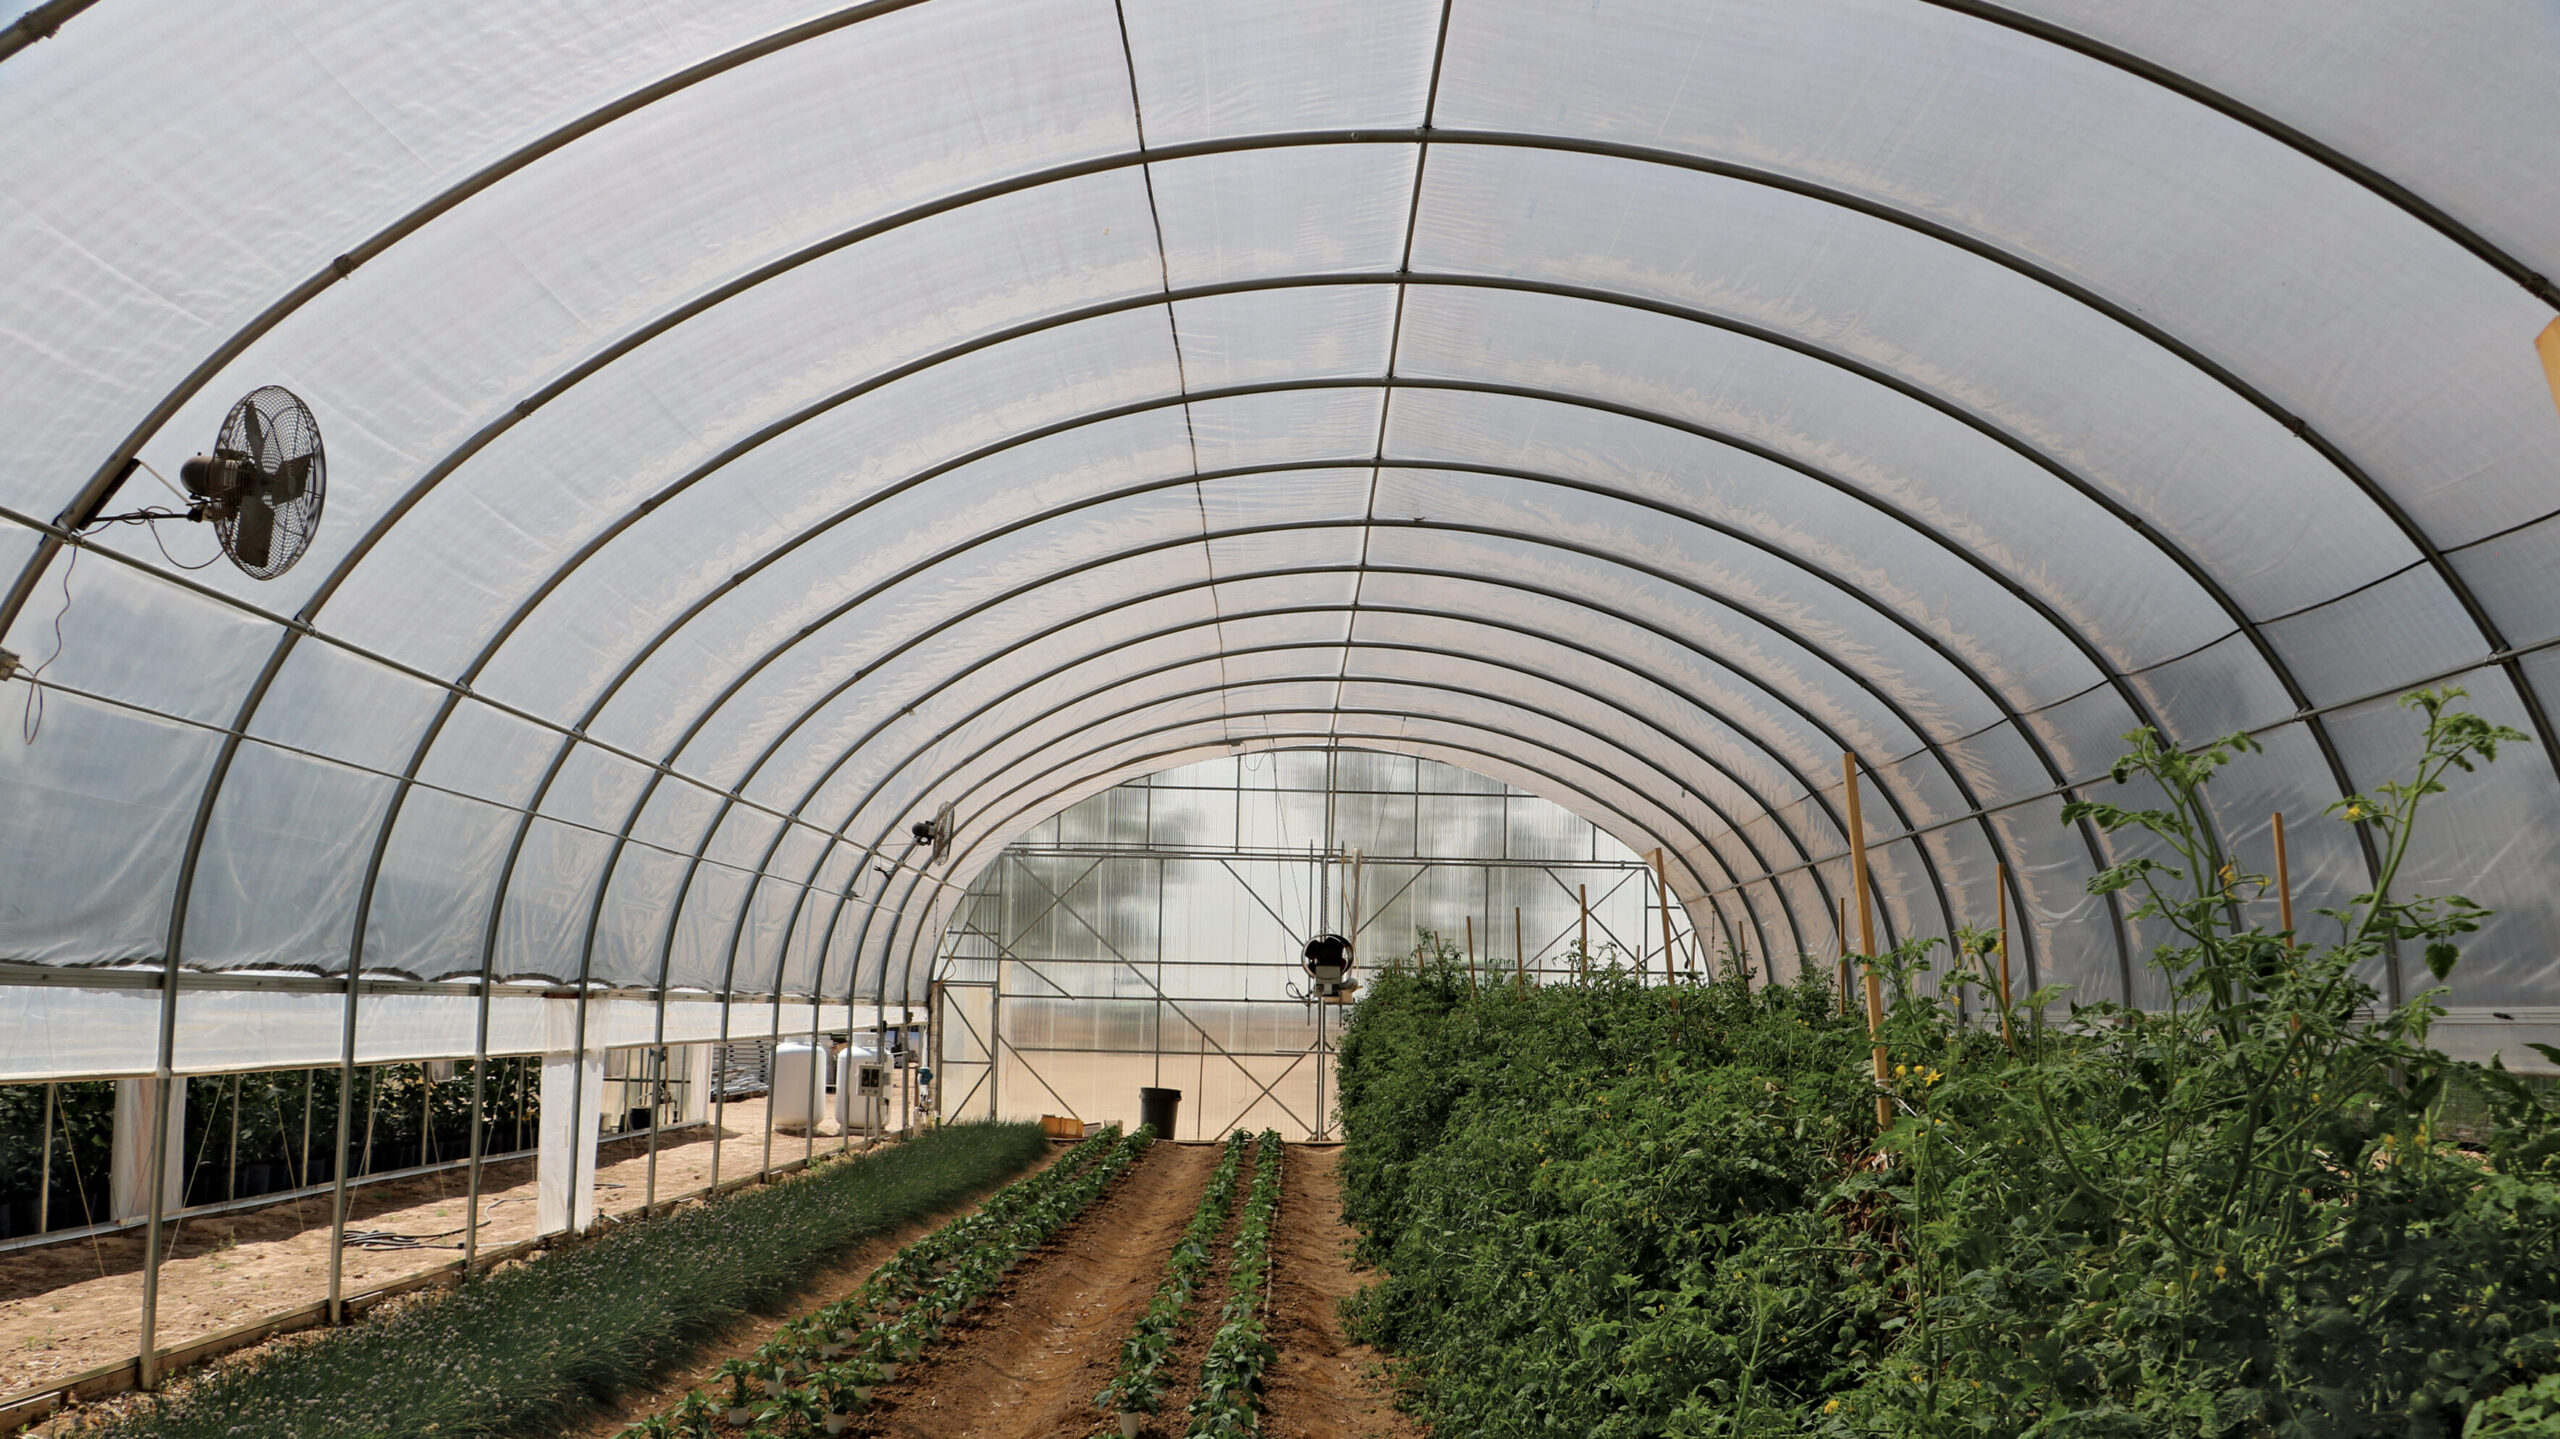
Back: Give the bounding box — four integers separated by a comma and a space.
859, 1142, 1217, 1439
1260, 1148, 1424, 1439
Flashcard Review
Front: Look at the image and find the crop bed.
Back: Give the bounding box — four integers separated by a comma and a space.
625, 1123, 1148, 1435
89, 1122, 1051, 1439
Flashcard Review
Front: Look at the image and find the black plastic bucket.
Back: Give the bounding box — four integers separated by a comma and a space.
1138, 1086, 1181, 1138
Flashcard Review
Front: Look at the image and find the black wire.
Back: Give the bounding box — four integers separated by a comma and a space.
141, 516, 223, 571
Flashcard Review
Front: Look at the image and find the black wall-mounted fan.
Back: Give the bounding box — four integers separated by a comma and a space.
68, 385, 325, 580
908, 800, 957, 866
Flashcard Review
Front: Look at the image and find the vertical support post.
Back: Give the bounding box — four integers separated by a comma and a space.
760, 981, 788, 1177
1843, 754, 1890, 1133
1995, 862, 2015, 1055
1463, 916, 1477, 991
296, 1071, 312, 1191
38, 1082, 54, 1234
1577, 882, 1588, 984
135, 936, 187, 1388
226, 1075, 242, 1202
1652, 848, 1676, 989
1837, 897, 1851, 1016
324, 963, 361, 1325
1514, 907, 1527, 990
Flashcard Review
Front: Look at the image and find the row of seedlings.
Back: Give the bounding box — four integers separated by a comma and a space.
622, 1124, 1150, 1437
1097, 1129, 1254, 1436
1184, 1131, 1283, 1438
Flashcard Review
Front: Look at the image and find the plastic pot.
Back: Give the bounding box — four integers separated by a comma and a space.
1119, 1412, 1146, 1438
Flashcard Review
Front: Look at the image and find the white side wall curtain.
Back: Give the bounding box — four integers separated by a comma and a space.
3, 1, 2558, 1033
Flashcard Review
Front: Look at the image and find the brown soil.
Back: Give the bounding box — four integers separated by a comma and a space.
1259, 1149, 1423, 1439
561, 1140, 1075, 1439
0, 1097, 879, 1400
852, 1142, 1217, 1439
1129, 1147, 1253, 1439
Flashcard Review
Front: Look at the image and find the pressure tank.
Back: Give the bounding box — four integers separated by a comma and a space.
836, 1043, 886, 1131
772, 1040, 826, 1131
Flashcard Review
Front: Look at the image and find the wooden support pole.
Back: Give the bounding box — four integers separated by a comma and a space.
1995, 863, 2014, 1054
1515, 907, 1527, 991
2272, 811, 2295, 945
1577, 883, 1589, 985
1843, 754, 1890, 1132
1464, 915, 1478, 992
1652, 848, 1676, 988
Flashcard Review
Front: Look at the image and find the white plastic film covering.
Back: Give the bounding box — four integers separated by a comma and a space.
0, 0, 2552, 1069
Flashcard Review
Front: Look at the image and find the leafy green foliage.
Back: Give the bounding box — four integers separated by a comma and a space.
1102, 1128, 1252, 1416
1187, 1131, 1283, 1438
626, 1123, 1151, 1436
1337, 691, 2560, 1437
97, 1121, 1049, 1439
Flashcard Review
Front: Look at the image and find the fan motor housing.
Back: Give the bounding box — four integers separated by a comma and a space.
1302, 932, 1355, 997
178, 453, 250, 506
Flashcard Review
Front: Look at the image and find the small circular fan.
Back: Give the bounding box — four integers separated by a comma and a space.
180, 386, 326, 579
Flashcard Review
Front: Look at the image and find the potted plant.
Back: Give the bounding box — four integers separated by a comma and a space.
812, 1361, 878, 1433
713, 1358, 763, 1428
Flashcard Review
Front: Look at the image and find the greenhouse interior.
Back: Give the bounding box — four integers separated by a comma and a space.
0, 1, 2557, 1435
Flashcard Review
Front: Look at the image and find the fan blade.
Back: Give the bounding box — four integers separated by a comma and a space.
240, 400, 267, 466
268, 454, 308, 503
234, 495, 275, 571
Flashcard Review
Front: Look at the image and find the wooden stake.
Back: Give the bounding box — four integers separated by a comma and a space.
1995, 863, 2014, 1055
1837, 897, 1851, 1017
2272, 811, 2295, 945
1577, 882, 1589, 985
1514, 907, 1527, 990
1464, 915, 1478, 992
2275, 811, 2300, 1034
1652, 848, 1676, 988
1843, 754, 1890, 1132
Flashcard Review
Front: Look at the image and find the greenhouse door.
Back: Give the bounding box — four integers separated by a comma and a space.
933, 981, 996, 1123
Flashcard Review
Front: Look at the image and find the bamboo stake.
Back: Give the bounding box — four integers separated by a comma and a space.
1843, 755, 1890, 1132
1837, 898, 1852, 1017
2273, 811, 2295, 944
1995, 863, 2014, 1055
2275, 811, 2301, 1034
1652, 848, 1676, 988
1464, 915, 1478, 992
1577, 883, 1589, 985
1515, 907, 1527, 990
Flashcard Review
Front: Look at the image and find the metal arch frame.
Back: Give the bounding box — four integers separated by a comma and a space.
10, 130, 2536, 774
629, 555, 2001, 1085
818, 678, 1768, 1014
35, 131, 2538, 962
879, 706, 1755, 1006
812, 506, 2078, 1011
496, 470, 2055, 1018
737, 613, 1874, 965
91, 131, 2534, 1039
291, 372, 2134, 1057
887, 696, 1977, 1005
1918, 0, 2559, 307
751, 641, 1816, 964
10, 0, 2540, 1373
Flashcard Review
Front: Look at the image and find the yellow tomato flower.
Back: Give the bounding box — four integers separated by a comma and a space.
1823, 1399, 1842, 1414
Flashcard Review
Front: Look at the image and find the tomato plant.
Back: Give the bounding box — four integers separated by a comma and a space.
1338, 691, 2560, 1437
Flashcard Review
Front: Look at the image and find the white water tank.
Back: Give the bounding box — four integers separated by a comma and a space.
772, 1040, 826, 1131
837, 1043, 885, 1131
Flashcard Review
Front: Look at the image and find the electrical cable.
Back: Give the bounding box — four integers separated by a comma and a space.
20, 542, 74, 744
